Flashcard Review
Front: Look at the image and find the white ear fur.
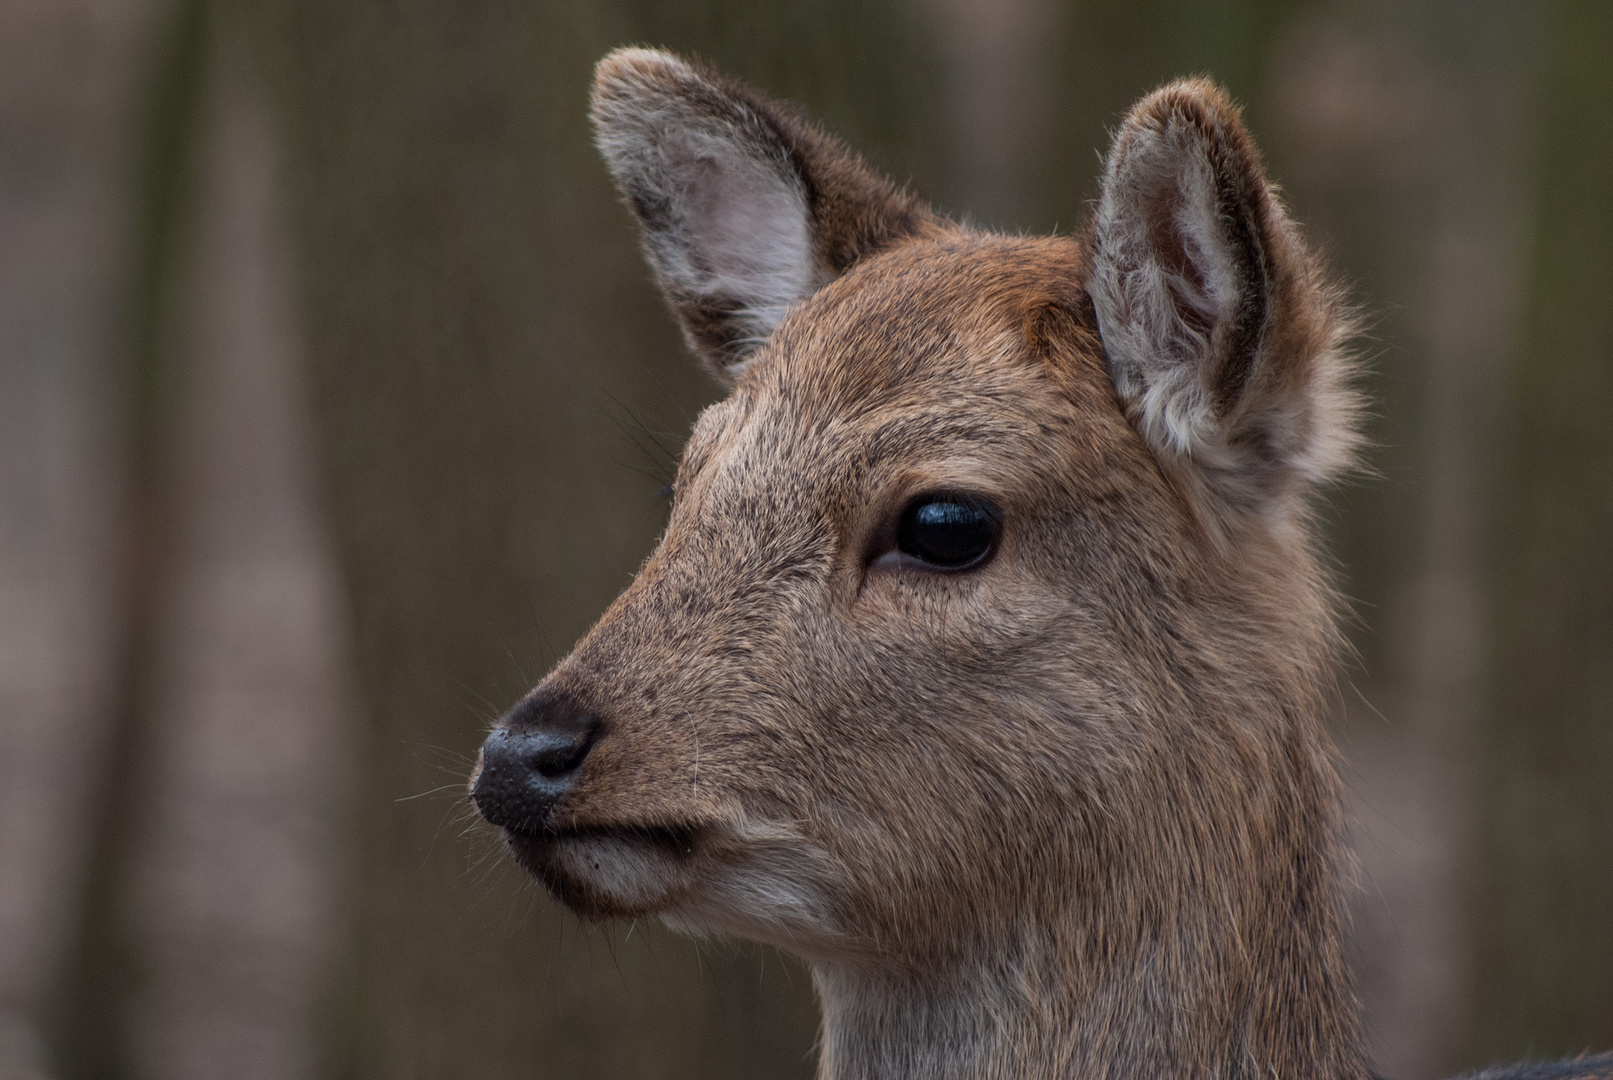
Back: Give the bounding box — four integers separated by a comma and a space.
592, 49, 829, 381
1088, 82, 1358, 526
1089, 110, 1257, 463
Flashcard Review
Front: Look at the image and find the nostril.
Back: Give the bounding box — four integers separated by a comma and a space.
529, 728, 594, 779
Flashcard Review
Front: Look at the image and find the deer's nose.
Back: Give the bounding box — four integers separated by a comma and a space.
472, 693, 599, 833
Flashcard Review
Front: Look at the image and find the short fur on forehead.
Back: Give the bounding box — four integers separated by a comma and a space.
1087, 80, 1360, 533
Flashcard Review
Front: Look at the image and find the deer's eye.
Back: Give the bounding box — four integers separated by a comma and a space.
896, 496, 1001, 570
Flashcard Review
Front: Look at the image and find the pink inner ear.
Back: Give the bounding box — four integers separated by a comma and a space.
687, 154, 808, 280
663, 144, 819, 336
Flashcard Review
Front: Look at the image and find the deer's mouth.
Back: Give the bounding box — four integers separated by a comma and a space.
500, 816, 846, 947
503, 823, 704, 919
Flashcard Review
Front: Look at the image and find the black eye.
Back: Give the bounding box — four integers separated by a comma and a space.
896, 496, 1001, 570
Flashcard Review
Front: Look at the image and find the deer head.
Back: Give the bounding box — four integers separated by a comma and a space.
472, 48, 1365, 1080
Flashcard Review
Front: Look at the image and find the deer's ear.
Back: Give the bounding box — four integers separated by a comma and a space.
592, 48, 936, 385
1088, 80, 1359, 527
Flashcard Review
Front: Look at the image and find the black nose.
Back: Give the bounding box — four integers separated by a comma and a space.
472, 691, 599, 833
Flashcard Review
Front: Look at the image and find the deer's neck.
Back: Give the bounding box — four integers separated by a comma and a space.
812, 889, 1369, 1080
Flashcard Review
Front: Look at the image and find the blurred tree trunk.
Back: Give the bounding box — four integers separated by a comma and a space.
36, 1, 214, 1077
1470, 0, 1613, 1062
0, 0, 169, 1076
259, 2, 938, 1077
122, 17, 348, 1080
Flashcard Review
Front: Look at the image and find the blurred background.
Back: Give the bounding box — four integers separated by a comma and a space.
1, 0, 1609, 1078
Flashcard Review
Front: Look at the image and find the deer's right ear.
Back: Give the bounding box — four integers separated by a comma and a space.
591, 48, 936, 385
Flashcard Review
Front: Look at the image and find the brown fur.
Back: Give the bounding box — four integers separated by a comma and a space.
469, 49, 1613, 1080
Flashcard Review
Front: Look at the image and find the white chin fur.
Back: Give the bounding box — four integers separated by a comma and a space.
555, 819, 852, 956
662, 862, 844, 955
549, 834, 695, 912
663, 823, 857, 959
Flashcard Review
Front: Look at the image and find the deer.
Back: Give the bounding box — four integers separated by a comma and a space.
469, 47, 1613, 1080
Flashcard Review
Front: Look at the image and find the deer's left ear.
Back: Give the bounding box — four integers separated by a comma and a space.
1088, 80, 1358, 526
